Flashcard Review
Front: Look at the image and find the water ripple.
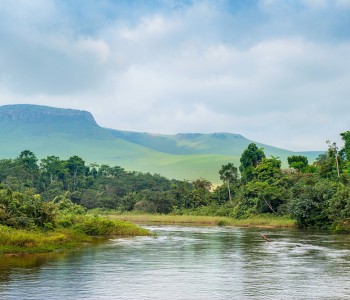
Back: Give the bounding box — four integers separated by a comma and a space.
1, 225, 350, 299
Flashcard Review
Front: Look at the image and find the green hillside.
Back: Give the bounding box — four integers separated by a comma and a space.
108, 129, 321, 162
0, 104, 323, 184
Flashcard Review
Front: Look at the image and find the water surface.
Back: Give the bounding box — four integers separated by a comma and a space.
1, 225, 350, 299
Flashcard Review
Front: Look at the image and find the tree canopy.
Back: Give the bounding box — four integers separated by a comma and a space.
1, 130, 350, 232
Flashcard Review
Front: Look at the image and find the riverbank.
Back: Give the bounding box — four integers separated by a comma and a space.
0, 226, 90, 255
107, 213, 296, 228
0, 213, 296, 255
0, 217, 151, 255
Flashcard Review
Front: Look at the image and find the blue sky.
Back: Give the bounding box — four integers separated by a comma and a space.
0, 0, 349, 150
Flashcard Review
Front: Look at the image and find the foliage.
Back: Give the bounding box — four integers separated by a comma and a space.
0, 188, 56, 229
0, 225, 90, 254
288, 178, 337, 229
1, 129, 350, 233
72, 215, 150, 236
244, 181, 286, 214
340, 131, 350, 174
340, 131, 350, 160
109, 213, 296, 228
287, 155, 309, 172
254, 157, 282, 183
315, 141, 342, 179
219, 163, 238, 203
239, 143, 265, 183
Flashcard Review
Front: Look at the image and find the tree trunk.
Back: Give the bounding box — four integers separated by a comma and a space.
264, 198, 277, 214
335, 154, 340, 178
226, 181, 232, 203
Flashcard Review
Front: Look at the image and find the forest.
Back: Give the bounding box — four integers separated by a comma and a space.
1, 131, 350, 233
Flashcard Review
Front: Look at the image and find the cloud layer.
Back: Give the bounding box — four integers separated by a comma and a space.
0, 0, 349, 150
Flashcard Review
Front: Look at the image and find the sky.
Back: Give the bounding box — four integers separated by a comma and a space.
0, 0, 349, 151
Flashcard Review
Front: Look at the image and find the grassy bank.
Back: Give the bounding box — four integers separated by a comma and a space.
108, 213, 296, 228
58, 214, 152, 236
0, 226, 90, 255
0, 217, 151, 255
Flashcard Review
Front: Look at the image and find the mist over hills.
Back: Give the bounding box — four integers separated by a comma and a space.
109, 129, 320, 158
0, 104, 322, 183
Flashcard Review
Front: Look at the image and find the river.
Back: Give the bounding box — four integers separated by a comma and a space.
1, 225, 350, 299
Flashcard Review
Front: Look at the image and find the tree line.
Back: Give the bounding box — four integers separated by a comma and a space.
218, 131, 350, 231
1, 130, 350, 232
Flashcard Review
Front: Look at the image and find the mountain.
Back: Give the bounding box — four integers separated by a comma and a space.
108, 129, 321, 159
0, 104, 323, 184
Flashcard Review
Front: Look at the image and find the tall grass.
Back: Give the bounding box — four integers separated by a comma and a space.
109, 213, 296, 228
0, 215, 151, 255
71, 215, 151, 236
0, 225, 90, 254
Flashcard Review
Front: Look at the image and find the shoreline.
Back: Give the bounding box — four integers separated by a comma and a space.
0, 214, 296, 256
0, 219, 151, 256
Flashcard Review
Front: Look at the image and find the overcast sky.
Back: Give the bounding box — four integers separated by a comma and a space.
0, 0, 349, 151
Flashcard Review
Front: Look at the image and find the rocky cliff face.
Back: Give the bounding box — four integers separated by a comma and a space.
0, 104, 97, 125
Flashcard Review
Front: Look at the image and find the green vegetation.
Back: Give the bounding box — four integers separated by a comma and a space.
1, 109, 350, 243
0, 104, 321, 184
0, 187, 150, 255
107, 213, 296, 228
0, 226, 90, 255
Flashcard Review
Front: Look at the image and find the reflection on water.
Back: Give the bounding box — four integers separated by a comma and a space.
1, 225, 350, 299
0, 252, 67, 284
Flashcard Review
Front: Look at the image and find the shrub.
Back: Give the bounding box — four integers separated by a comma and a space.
0, 189, 56, 229
73, 215, 150, 236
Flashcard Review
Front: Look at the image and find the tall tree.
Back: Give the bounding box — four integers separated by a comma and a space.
326, 140, 340, 178
191, 178, 212, 208
219, 163, 238, 203
239, 143, 265, 183
66, 155, 85, 190
40, 156, 66, 184
15, 150, 39, 187
18, 150, 38, 171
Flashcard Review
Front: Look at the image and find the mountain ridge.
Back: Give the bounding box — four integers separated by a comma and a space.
0, 104, 323, 183
0, 104, 96, 124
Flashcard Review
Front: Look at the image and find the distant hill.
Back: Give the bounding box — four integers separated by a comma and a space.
109, 129, 321, 160
0, 104, 323, 184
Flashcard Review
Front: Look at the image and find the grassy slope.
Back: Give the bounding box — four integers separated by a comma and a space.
108, 130, 257, 155
109, 129, 322, 160
0, 105, 323, 184
0, 126, 237, 183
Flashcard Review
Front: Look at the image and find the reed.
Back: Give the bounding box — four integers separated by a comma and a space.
72, 215, 151, 236
0, 225, 90, 255
108, 213, 296, 228
0, 216, 150, 255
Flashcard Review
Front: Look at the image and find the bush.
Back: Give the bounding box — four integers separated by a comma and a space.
288, 179, 337, 229
72, 215, 150, 236
0, 189, 56, 229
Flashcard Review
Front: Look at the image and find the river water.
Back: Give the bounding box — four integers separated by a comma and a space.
1, 225, 350, 299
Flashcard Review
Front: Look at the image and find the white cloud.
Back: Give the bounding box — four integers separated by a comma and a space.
74, 38, 111, 64
119, 15, 182, 42
0, 0, 349, 151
